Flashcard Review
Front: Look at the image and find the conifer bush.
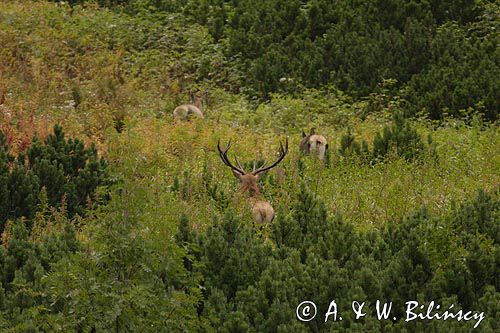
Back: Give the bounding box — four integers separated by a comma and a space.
338, 128, 370, 160
0, 125, 111, 330
0, 125, 109, 234
0, 216, 79, 330
372, 112, 425, 161
175, 186, 499, 331
339, 112, 431, 163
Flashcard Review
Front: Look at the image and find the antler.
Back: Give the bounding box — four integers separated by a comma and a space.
253, 137, 288, 175
217, 140, 246, 175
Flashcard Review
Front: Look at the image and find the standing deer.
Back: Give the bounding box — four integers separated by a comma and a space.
172, 90, 207, 119
217, 138, 288, 224
299, 128, 328, 160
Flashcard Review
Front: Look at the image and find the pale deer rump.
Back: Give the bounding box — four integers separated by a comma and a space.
300, 129, 328, 160
308, 134, 328, 159
309, 134, 327, 146
251, 200, 275, 225
172, 104, 204, 119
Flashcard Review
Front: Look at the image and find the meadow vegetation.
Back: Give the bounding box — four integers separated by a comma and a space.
0, 1, 498, 331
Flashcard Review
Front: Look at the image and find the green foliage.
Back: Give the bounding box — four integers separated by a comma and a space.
109, 0, 499, 120
0, 125, 113, 331
404, 18, 500, 121
27, 125, 109, 216
203, 162, 230, 212
0, 166, 203, 331
338, 128, 369, 160
0, 214, 80, 331
4, 1, 498, 123
179, 186, 500, 332
37, 216, 199, 331
0, 125, 109, 234
199, 210, 272, 300
339, 112, 430, 163
170, 186, 500, 332
372, 112, 426, 161
0, 2, 498, 331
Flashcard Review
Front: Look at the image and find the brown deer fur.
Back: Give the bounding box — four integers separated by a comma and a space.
218, 138, 288, 225
172, 91, 206, 119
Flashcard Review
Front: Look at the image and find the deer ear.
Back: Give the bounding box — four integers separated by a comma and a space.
232, 169, 242, 180
302, 130, 306, 138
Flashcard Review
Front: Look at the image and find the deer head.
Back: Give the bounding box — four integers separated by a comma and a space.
189, 90, 209, 109
217, 138, 288, 197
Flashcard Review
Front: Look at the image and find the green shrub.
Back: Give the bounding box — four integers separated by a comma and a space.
338, 128, 369, 160
372, 111, 426, 161
177, 186, 500, 331
0, 125, 109, 234
339, 112, 429, 163
0, 216, 80, 330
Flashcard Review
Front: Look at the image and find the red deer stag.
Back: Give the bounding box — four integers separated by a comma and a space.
172, 91, 207, 119
217, 138, 288, 224
299, 128, 328, 160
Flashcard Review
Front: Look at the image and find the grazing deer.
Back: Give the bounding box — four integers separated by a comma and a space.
217, 138, 288, 224
172, 91, 207, 119
299, 128, 328, 160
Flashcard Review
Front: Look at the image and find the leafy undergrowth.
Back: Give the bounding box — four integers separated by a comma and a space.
0, 0, 497, 249
104, 115, 498, 233
0, 1, 498, 331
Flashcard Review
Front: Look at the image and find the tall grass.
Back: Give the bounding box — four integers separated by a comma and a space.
104, 116, 498, 233
1, 1, 498, 234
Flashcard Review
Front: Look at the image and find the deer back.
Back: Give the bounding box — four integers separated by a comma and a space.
172, 104, 204, 119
